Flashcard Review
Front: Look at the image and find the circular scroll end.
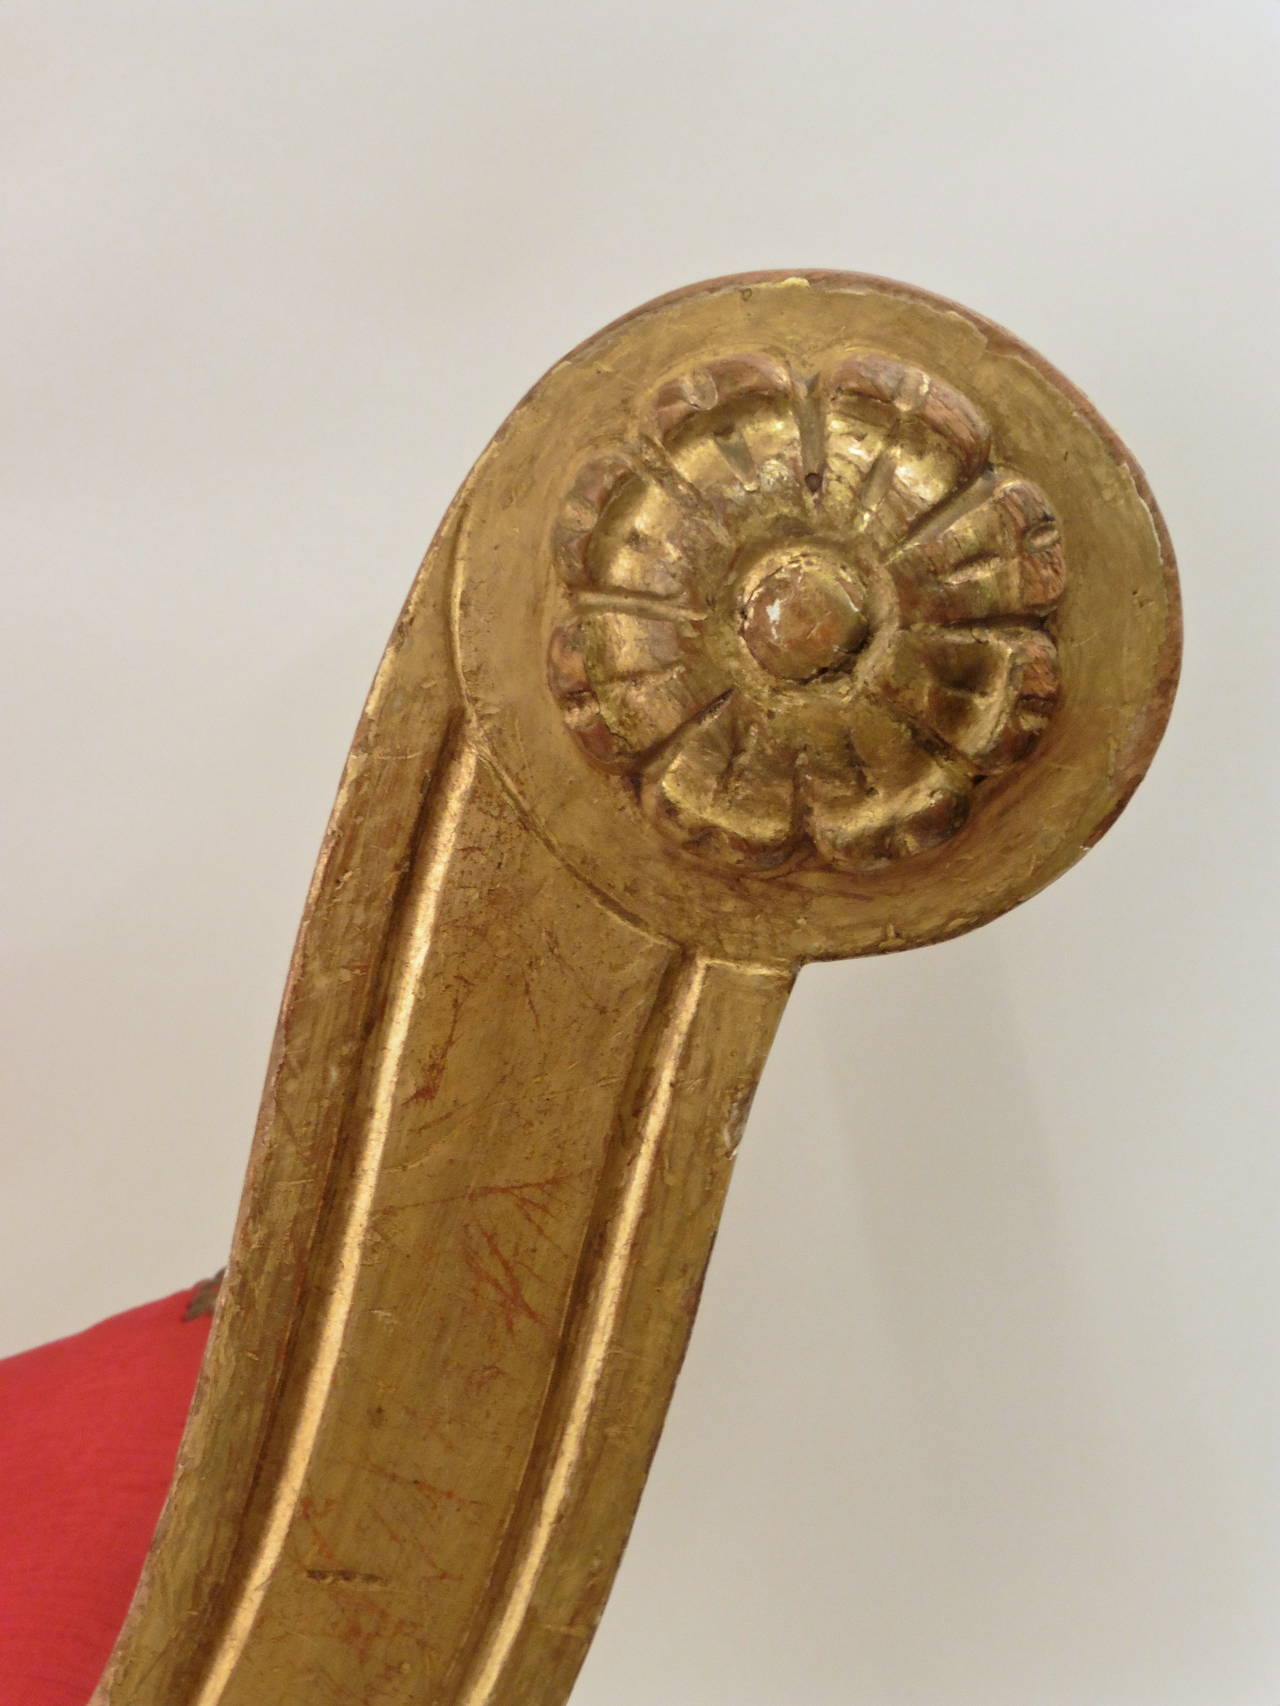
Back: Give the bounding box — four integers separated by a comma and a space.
454, 272, 1180, 965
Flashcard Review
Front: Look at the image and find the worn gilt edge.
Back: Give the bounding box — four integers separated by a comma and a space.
454, 950, 708, 1702
185, 724, 481, 1704
92, 496, 475, 1701
447, 952, 790, 1705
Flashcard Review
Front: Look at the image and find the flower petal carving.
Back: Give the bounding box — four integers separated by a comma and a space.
548, 350, 1065, 874
888, 477, 1066, 626
642, 697, 799, 871
821, 353, 991, 545
548, 612, 725, 770
876, 626, 1060, 773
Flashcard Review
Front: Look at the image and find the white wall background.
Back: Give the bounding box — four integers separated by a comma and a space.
3, 3, 1277, 1702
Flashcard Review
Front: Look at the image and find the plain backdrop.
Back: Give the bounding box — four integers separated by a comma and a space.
3, 3, 1278, 1703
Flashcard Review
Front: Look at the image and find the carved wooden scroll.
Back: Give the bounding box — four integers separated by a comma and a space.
93, 273, 1180, 1706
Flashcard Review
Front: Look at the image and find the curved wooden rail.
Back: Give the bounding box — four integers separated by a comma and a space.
93, 272, 1179, 1706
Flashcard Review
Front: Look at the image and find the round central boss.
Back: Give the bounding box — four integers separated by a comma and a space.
738, 541, 871, 682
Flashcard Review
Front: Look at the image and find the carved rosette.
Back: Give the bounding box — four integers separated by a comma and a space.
548, 352, 1065, 873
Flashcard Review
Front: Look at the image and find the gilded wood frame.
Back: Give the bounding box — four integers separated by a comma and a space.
93, 272, 1179, 1706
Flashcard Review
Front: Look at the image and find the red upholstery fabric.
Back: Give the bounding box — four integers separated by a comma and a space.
0, 1285, 212, 1706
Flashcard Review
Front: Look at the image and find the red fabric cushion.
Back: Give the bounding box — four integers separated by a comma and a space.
0, 1285, 213, 1706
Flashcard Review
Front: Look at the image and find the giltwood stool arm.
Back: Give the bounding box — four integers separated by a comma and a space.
94, 272, 1179, 1706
